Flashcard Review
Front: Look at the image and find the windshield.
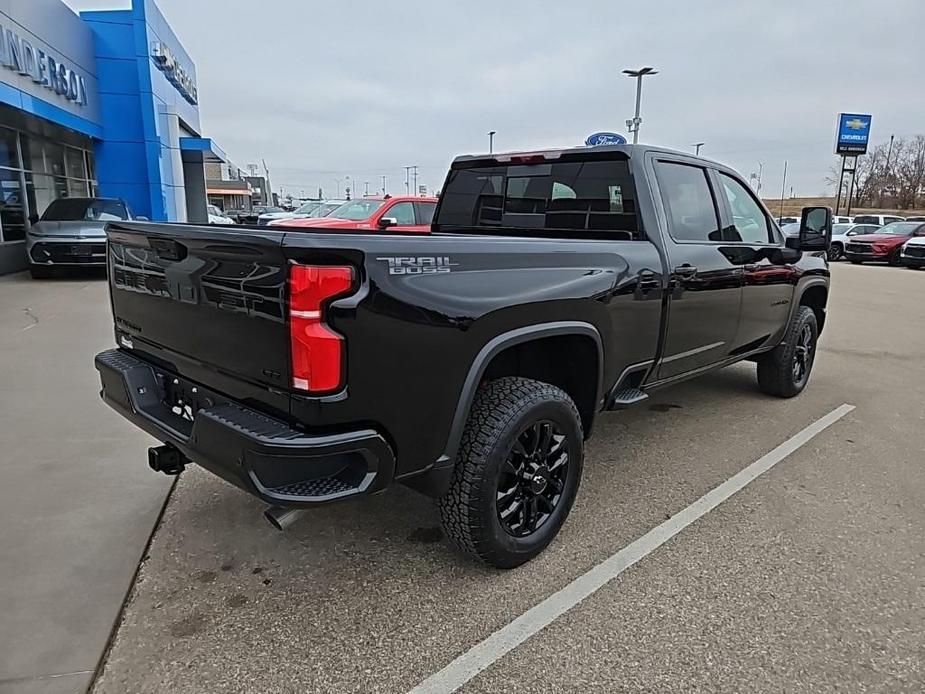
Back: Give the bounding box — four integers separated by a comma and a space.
875, 222, 919, 235
295, 201, 321, 215
329, 199, 385, 220
311, 202, 342, 217
41, 198, 128, 222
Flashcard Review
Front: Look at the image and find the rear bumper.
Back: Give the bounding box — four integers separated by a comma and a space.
94, 349, 395, 507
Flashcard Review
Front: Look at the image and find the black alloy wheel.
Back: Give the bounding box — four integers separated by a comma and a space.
496, 421, 569, 538
827, 243, 843, 261
791, 322, 815, 389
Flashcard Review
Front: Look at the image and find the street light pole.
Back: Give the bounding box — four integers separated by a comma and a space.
404, 166, 412, 195
622, 66, 658, 144
692, 142, 705, 155
488, 130, 496, 154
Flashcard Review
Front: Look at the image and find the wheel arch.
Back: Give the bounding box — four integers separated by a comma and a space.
445, 322, 602, 457
797, 282, 828, 334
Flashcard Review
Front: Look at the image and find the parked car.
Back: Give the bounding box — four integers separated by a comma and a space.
904, 216, 925, 222
832, 215, 853, 224
238, 206, 285, 225
94, 145, 831, 568
258, 200, 323, 226
777, 216, 800, 226
828, 222, 882, 261
207, 204, 234, 225
26, 197, 145, 279
844, 221, 925, 265
271, 195, 437, 233
851, 214, 906, 226
220, 208, 247, 224
260, 199, 347, 226
900, 237, 925, 268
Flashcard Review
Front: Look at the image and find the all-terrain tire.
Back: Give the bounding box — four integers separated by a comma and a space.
439, 377, 583, 569
756, 306, 818, 398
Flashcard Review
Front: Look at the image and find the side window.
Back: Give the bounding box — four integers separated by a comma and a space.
718, 173, 772, 243
654, 161, 721, 243
385, 202, 415, 225
414, 201, 436, 225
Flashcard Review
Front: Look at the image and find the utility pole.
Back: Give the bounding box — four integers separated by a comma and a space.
364, 181, 370, 196
757, 161, 764, 194
412, 166, 419, 196
404, 166, 412, 195
622, 66, 658, 144
692, 142, 705, 155
381, 175, 387, 195
488, 130, 496, 154
778, 160, 788, 223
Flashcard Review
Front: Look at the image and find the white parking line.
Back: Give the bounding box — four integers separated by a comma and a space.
407, 403, 855, 694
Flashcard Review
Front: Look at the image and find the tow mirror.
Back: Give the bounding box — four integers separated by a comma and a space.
790, 206, 831, 252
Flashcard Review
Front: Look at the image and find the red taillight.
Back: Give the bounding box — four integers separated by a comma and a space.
289, 264, 355, 393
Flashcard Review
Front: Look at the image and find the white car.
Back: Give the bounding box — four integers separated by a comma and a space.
901, 235, 925, 269
828, 222, 882, 260
207, 204, 234, 225
852, 214, 906, 226
259, 199, 347, 226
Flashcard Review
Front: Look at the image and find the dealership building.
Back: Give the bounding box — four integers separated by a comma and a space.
0, 0, 226, 274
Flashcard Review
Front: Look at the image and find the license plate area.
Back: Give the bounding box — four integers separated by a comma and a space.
70, 244, 92, 257
160, 374, 222, 423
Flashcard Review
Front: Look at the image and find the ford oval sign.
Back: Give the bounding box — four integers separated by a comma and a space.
585, 132, 627, 147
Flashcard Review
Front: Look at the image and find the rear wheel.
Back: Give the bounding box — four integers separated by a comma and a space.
756, 306, 818, 398
439, 377, 583, 569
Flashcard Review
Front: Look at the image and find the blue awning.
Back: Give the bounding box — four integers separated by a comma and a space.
179, 137, 226, 164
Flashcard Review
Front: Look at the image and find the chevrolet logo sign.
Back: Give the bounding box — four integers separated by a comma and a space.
845, 118, 868, 130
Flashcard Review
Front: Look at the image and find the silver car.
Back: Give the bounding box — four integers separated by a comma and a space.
26, 197, 142, 278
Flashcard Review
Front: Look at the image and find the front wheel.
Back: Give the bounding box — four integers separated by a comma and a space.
827, 243, 843, 261
889, 248, 903, 266
756, 306, 818, 398
439, 377, 584, 569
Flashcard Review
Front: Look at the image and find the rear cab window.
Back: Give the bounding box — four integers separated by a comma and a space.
434, 154, 642, 239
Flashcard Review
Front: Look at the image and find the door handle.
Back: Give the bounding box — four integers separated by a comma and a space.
673, 264, 697, 278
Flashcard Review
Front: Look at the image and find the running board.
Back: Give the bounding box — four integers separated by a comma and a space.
607, 387, 649, 410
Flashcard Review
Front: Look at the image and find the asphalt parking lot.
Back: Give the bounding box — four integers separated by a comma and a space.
5, 263, 924, 693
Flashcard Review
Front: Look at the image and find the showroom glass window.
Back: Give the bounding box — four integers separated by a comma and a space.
0, 124, 96, 244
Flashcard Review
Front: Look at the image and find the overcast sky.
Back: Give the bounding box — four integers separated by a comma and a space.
64, 0, 924, 199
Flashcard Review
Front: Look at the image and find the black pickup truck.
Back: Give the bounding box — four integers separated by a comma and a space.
95, 145, 832, 568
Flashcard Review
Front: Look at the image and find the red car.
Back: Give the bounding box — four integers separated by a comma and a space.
271, 196, 438, 233
844, 221, 925, 265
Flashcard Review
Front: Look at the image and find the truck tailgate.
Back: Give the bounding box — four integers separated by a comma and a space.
106, 222, 291, 409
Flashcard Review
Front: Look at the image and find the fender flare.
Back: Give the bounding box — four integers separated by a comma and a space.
789, 278, 829, 326
436, 321, 604, 469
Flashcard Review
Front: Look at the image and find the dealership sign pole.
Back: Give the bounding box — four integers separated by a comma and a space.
833, 113, 872, 215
